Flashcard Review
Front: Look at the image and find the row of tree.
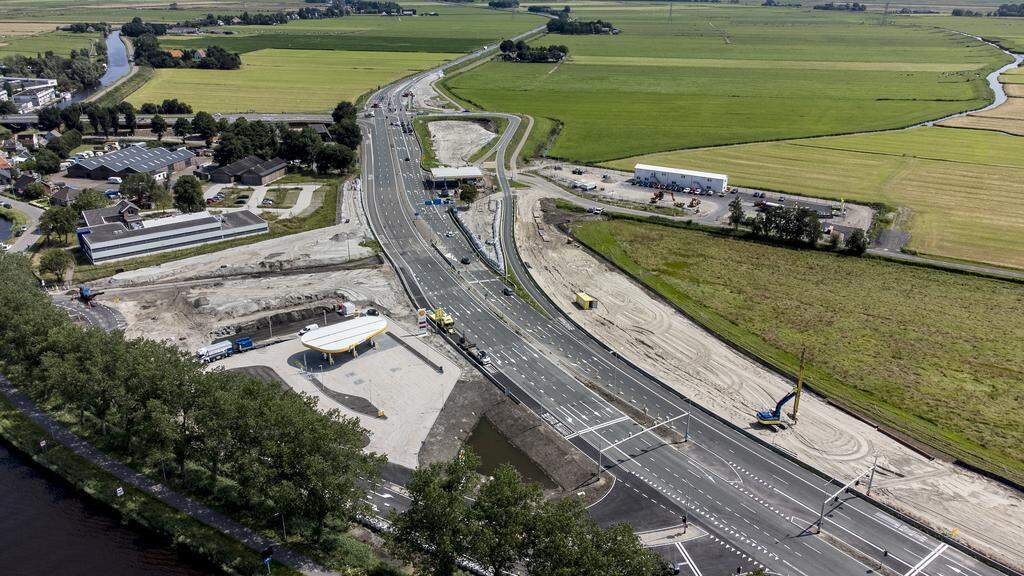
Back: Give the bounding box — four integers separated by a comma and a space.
133, 33, 241, 70
527, 5, 571, 14
498, 40, 569, 63
546, 17, 617, 34
488, 0, 520, 8
207, 101, 359, 173
812, 2, 866, 10
995, 3, 1024, 16
727, 197, 868, 254
139, 98, 194, 115
39, 101, 140, 138
0, 254, 384, 549
388, 450, 668, 576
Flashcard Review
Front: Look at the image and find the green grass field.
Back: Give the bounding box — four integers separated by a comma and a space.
0, 0, 301, 22
126, 48, 457, 112
446, 4, 1006, 163
0, 30, 100, 57
607, 126, 1024, 270
901, 13, 1024, 52
161, 5, 544, 54
571, 218, 1024, 485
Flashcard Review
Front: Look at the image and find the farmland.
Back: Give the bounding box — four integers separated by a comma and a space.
570, 217, 1024, 485
0, 30, 100, 58
126, 48, 457, 113
607, 127, 1024, 270
161, 5, 545, 54
903, 14, 1024, 52
445, 4, 1006, 162
0, 0, 298, 22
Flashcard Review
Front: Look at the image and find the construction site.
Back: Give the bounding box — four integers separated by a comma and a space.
510, 177, 1024, 568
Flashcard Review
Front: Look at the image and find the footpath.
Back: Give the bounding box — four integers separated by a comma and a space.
0, 374, 337, 576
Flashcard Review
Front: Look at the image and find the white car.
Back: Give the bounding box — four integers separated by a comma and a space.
298, 323, 319, 335
107, 176, 122, 184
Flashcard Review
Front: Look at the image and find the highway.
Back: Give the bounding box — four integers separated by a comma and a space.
359, 57, 1016, 576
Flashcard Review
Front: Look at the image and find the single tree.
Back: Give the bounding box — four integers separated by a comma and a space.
459, 182, 479, 204
118, 102, 137, 135
331, 118, 361, 150
23, 182, 48, 200
844, 228, 868, 255
37, 106, 62, 131
278, 127, 321, 166
470, 464, 543, 576
331, 101, 357, 124
172, 117, 192, 138
191, 111, 217, 145
728, 196, 745, 229
33, 149, 62, 175
40, 206, 77, 243
150, 114, 167, 141
172, 175, 204, 213
121, 173, 165, 207
387, 450, 480, 576
39, 248, 73, 279
213, 132, 253, 166
314, 142, 353, 174
71, 188, 108, 213
60, 104, 84, 132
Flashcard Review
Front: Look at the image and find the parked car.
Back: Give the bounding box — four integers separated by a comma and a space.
1, 202, 11, 209
107, 176, 122, 184
298, 324, 319, 335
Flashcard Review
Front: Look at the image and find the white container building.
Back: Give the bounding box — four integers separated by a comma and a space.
633, 163, 728, 193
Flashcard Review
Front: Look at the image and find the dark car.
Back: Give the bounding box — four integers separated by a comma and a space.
404, 156, 411, 162
460, 256, 471, 265
502, 287, 513, 296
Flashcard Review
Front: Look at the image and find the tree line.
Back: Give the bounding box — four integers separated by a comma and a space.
498, 40, 569, 63
131, 30, 241, 70
813, 2, 866, 10
528, 5, 571, 15
488, 0, 519, 8
388, 449, 669, 576
727, 197, 868, 255
546, 16, 617, 34
0, 254, 383, 558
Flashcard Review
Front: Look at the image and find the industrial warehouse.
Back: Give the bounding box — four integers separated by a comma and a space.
76, 200, 269, 263
66, 146, 196, 181
633, 163, 728, 193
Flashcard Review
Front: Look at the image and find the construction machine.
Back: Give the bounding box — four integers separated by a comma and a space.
755, 349, 806, 427
428, 307, 455, 333
78, 286, 105, 307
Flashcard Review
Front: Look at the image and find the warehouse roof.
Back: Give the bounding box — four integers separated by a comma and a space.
73, 146, 195, 174
248, 157, 287, 177
300, 316, 388, 354
634, 163, 727, 181
429, 166, 483, 181
214, 155, 263, 176
82, 209, 265, 244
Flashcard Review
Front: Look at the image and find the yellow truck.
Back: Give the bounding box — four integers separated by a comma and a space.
428, 307, 455, 333
574, 292, 595, 310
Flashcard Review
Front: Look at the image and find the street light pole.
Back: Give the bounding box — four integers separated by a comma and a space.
867, 453, 878, 496
685, 397, 691, 442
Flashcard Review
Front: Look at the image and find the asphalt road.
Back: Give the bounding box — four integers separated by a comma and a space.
359, 58, 1016, 576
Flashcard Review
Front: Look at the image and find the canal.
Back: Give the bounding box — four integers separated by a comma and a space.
64, 30, 131, 107
0, 443, 209, 576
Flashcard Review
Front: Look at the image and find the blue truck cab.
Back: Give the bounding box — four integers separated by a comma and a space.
234, 337, 254, 352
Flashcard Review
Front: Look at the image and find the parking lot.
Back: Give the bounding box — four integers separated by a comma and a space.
537, 163, 874, 232
203, 182, 321, 218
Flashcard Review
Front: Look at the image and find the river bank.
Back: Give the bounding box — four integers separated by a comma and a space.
0, 376, 303, 576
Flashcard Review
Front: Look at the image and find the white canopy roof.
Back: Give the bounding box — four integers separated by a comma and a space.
430, 166, 484, 180
300, 316, 388, 354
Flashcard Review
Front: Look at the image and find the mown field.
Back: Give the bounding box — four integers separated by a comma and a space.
0, 30, 100, 57
571, 218, 1024, 485
607, 127, 1024, 270
161, 5, 544, 54
126, 48, 457, 112
446, 4, 1006, 162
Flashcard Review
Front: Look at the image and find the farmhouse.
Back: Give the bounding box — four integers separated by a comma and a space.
207, 155, 287, 185
633, 163, 728, 193
77, 200, 269, 263
66, 146, 196, 181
